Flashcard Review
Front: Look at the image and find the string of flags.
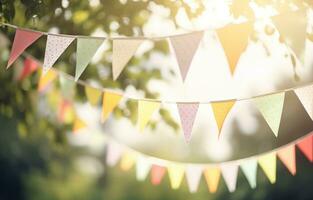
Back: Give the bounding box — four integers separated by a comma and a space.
12, 55, 313, 143
3, 8, 307, 82
103, 132, 313, 193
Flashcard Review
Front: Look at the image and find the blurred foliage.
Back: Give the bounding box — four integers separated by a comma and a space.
0, 0, 313, 200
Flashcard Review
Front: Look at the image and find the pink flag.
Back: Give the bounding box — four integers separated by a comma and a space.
185, 165, 203, 193
18, 57, 39, 80
177, 103, 199, 143
277, 145, 296, 175
151, 165, 166, 185
297, 134, 313, 162
106, 142, 123, 167
7, 29, 43, 68
43, 34, 75, 73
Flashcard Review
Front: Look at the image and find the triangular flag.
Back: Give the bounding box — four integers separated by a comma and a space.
75, 38, 103, 81
167, 164, 185, 189
277, 145, 296, 175
137, 100, 160, 132
106, 142, 123, 167
112, 39, 143, 80
120, 152, 136, 171
258, 152, 276, 184
272, 10, 307, 64
73, 117, 87, 133
204, 166, 221, 193
57, 99, 74, 124
211, 100, 235, 136
294, 85, 313, 121
136, 156, 151, 181
7, 29, 43, 68
151, 165, 166, 185
43, 34, 75, 73
85, 86, 102, 106
240, 159, 258, 188
221, 164, 239, 192
170, 31, 203, 81
101, 91, 123, 122
177, 103, 199, 143
254, 92, 285, 137
38, 69, 58, 92
297, 134, 313, 162
18, 57, 39, 80
185, 165, 203, 193
59, 76, 75, 100
217, 22, 253, 74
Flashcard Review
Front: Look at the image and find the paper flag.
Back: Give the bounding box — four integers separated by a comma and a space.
75, 38, 103, 81
7, 29, 43, 68
18, 57, 38, 80
106, 142, 123, 167
217, 22, 253, 74
177, 103, 199, 143
137, 100, 160, 132
297, 134, 313, 162
185, 165, 203, 193
112, 39, 143, 80
136, 156, 151, 181
170, 31, 203, 81
240, 159, 258, 188
167, 164, 185, 189
221, 164, 239, 192
204, 166, 221, 193
151, 165, 166, 185
38, 69, 58, 92
43, 34, 75, 74
272, 10, 307, 64
254, 92, 285, 137
277, 145, 296, 175
101, 91, 123, 122
73, 117, 87, 133
84, 86, 102, 106
57, 99, 74, 124
120, 152, 136, 171
59, 76, 75, 100
294, 85, 313, 121
258, 153, 276, 184
211, 100, 235, 136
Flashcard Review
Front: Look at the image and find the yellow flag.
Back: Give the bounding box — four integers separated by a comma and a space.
38, 68, 58, 92
73, 117, 87, 133
120, 152, 136, 171
85, 86, 102, 106
204, 166, 221, 193
211, 100, 235, 136
258, 153, 276, 184
101, 91, 123, 122
137, 100, 160, 132
168, 164, 185, 189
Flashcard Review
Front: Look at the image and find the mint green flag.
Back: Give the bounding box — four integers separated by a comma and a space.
254, 92, 285, 137
75, 38, 104, 81
241, 159, 257, 188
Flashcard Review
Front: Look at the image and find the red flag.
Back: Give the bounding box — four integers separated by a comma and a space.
7, 29, 43, 68
151, 165, 166, 185
297, 134, 313, 162
18, 58, 39, 80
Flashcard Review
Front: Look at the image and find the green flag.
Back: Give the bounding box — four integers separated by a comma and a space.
241, 159, 257, 188
75, 38, 104, 81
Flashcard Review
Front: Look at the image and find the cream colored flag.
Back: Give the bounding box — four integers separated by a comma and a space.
258, 152, 276, 184
170, 31, 204, 81
137, 100, 160, 132
112, 39, 143, 80
295, 85, 313, 121
221, 164, 239, 192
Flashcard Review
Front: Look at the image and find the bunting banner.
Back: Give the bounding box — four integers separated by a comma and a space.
136, 156, 152, 181
170, 32, 203, 81
272, 10, 307, 64
112, 39, 143, 80
101, 91, 123, 122
43, 34, 75, 74
220, 164, 239, 192
294, 85, 313, 121
18, 57, 39, 80
258, 152, 277, 184
297, 135, 313, 162
277, 145, 296, 175
177, 103, 199, 143
240, 159, 258, 189
151, 165, 166, 185
211, 100, 235, 136
185, 165, 203, 193
168, 164, 185, 189
84, 85, 102, 106
137, 100, 160, 132
204, 166, 221, 193
76, 38, 103, 81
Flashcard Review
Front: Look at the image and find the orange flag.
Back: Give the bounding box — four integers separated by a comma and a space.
217, 22, 253, 75
211, 100, 235, 136
277, 145, 296, 175
151, 165, 166, 185
204, 166, 221, 193
101, 91, 123, 122
297, 134, 313, 162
